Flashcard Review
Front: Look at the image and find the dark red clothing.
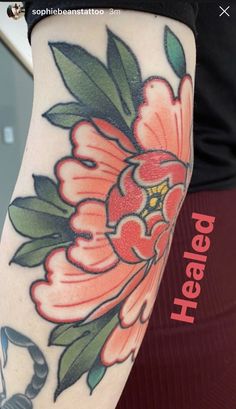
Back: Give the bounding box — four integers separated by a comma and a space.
117, 189, 236, 409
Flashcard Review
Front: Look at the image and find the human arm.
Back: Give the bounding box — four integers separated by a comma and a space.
0, 9, 196, 409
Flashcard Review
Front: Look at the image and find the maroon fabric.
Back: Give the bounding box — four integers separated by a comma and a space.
117, 189, 236, 409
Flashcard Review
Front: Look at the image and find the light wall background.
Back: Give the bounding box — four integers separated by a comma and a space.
0, 2, 33, 232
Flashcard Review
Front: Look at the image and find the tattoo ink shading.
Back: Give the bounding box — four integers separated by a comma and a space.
0, 327, 48, 408
8, 26, 193, 399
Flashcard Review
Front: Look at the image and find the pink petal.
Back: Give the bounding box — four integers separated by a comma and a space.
100, 319, 148, 366
134, 76, 193, 163
108, 167, 146, 226
68, 200, 118, 273
145, 211, 164, 232
155, 229, 171, 260
31, 248, 146, 323
110, 215, 168, 263
56, 121, 129, 206
131, 151, 187, 188
92, 118, 136, 153
110, 216, 154, 263
120, 255, 166, 328
163, 184, 185, 222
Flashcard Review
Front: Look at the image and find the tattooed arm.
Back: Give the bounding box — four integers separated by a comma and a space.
0, 11, 195, 409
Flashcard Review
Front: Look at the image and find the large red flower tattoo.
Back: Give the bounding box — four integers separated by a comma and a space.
31, 75, 193, 365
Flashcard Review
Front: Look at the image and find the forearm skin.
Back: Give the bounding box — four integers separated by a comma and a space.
0, 11, 195, 409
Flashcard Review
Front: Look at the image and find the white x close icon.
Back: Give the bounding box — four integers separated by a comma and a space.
219, 5, 230, 17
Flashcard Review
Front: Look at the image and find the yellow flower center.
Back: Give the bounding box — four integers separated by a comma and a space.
141, 181, 169, 218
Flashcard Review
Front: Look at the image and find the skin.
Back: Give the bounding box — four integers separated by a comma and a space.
0, 10, 196, 409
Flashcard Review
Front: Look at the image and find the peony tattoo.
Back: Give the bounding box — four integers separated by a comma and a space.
8, 26, 193, 400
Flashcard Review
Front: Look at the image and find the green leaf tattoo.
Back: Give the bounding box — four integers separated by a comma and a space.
49, 41, 133, 129
33, 176, 74, 217
8, 197, 71, 238
9, 176, 75, 267
87, 358, 107, 395
11, 236, 72, 267
8, 25, 192, 400
164, 26, 187, 78
54, 310, 119, 400
107, 28, 142, 118
43, 102, 89, 129
50, 308, 119, 347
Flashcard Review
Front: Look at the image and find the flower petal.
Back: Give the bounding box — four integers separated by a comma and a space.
68, 200, 118, 273
108, 167, 146, 226
92, 118, 136, 153
120, 255, 166, 328
31, 248, 146, 323
130, 151, 187, 188
154, 229, 170, 260
110, 215, 168, 263
100, 250, 168, 367
163, 184, 185, 222
56, 121, 129, 205
100, 319, 148, 366
133, 76, 193, 163
145, 211, 164, 232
